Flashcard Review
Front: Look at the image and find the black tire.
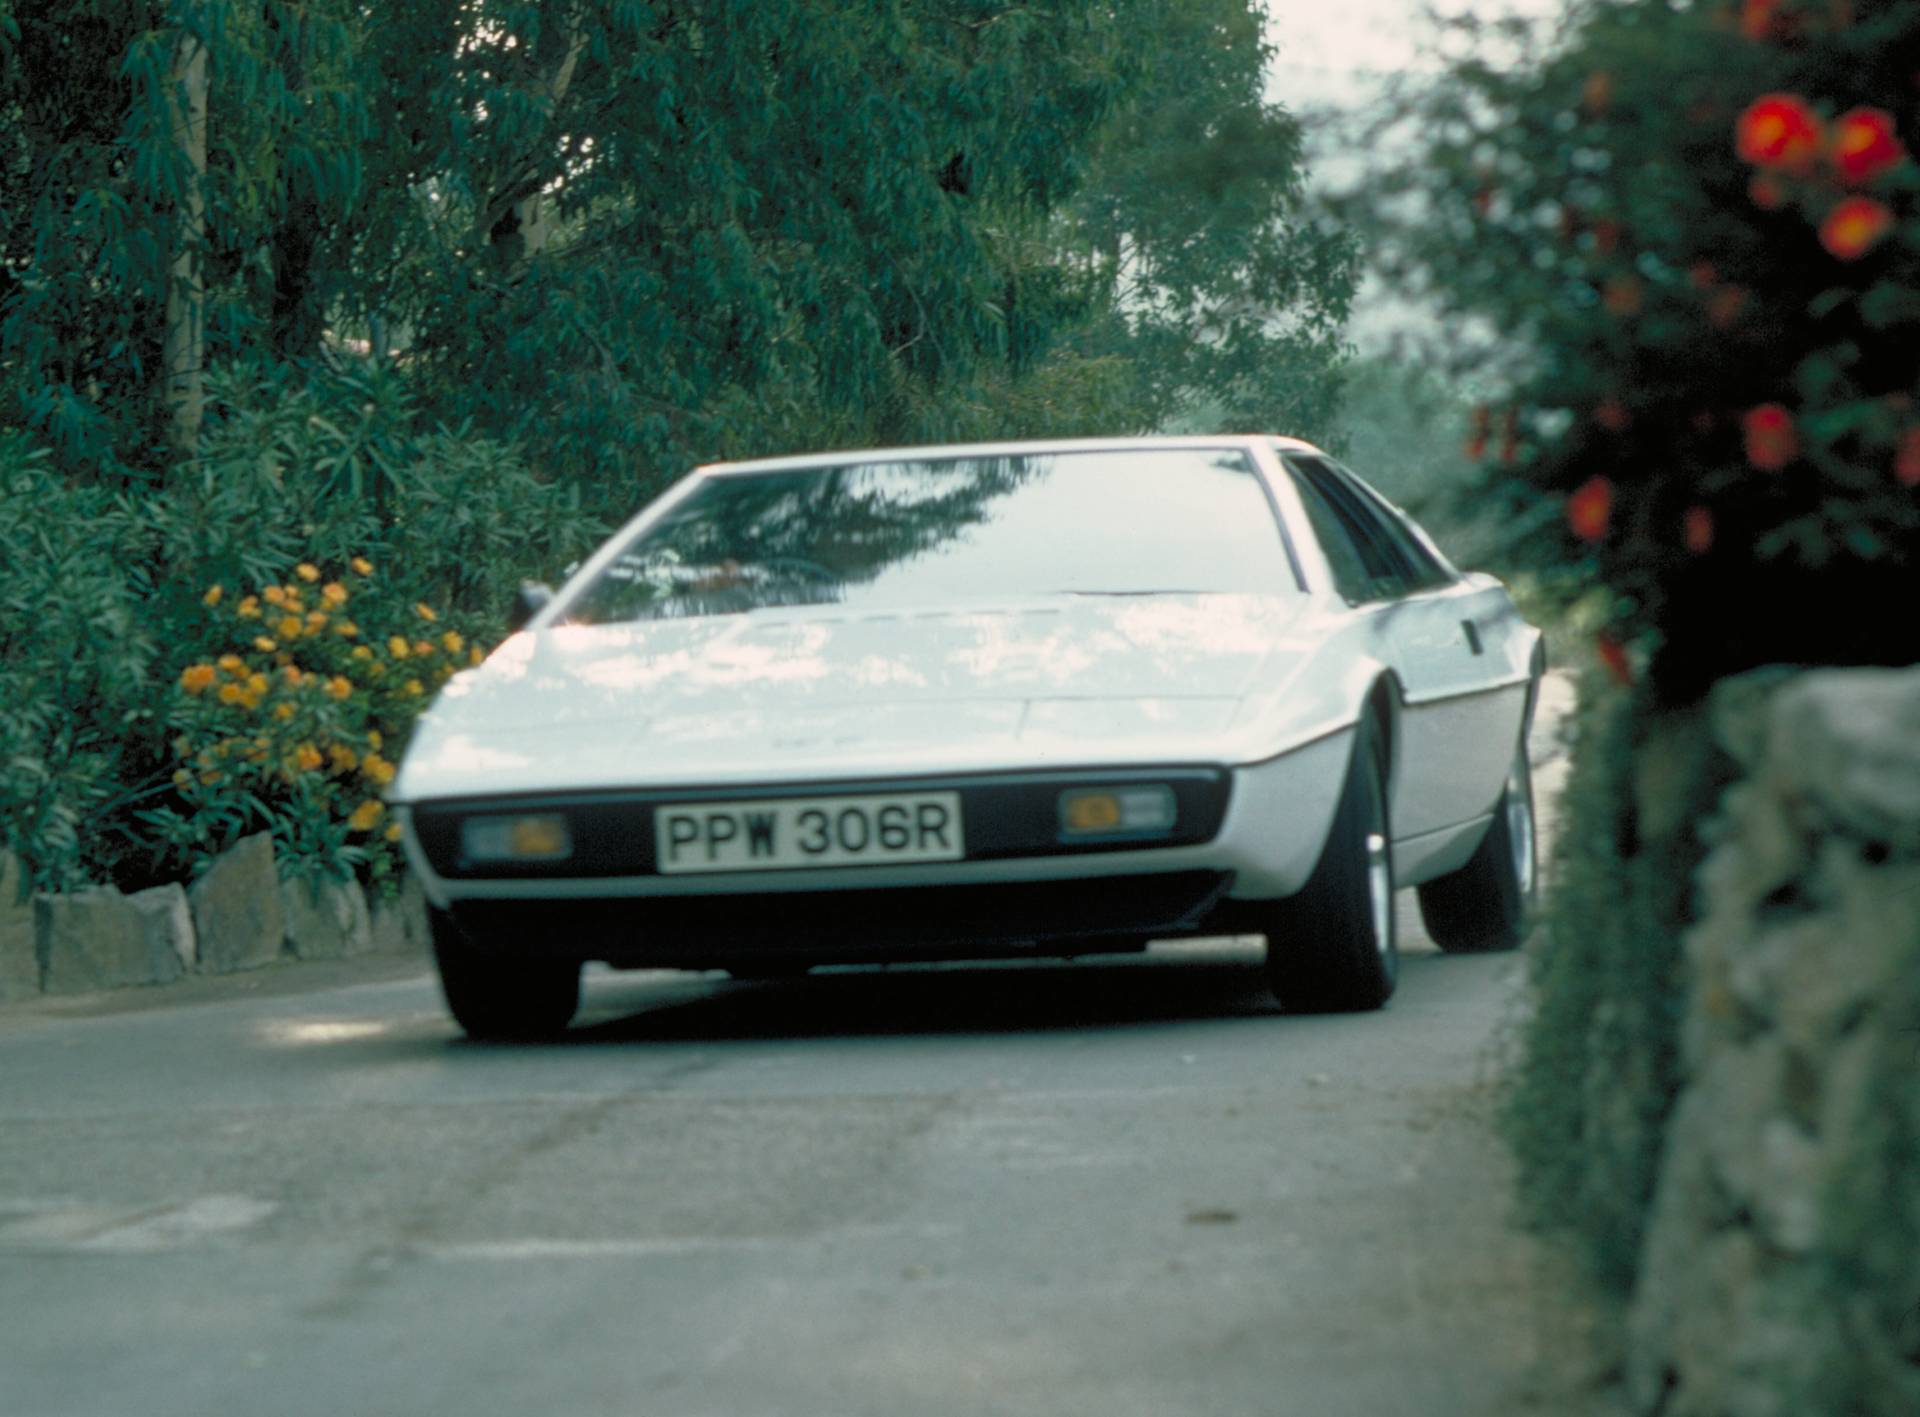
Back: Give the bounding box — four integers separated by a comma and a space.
1416, 741, 1537, 953
430, 905, 581, 1040
1260, 713, 1398, 1012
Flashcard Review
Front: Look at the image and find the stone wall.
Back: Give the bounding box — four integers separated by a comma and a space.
0, 835, 427, 1002
1624, 667, 1920, 1417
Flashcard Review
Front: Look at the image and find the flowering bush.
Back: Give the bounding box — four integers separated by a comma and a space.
141, 561, 489, 887
1367, 0, 1920, 701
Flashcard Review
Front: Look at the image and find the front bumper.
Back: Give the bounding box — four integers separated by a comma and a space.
400, 729, 1353, 966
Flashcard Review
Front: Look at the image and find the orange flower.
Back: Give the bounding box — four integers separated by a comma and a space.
326, 675, 353, 701
295, 563, 321, 583
1830, 107, 1904, 185
305, 611, 329, 632
347, 800, 385, 832
321, 582, 349, 607
1743, 404, 1798, 469
276, 615, 303, 641
1897, 428, 1920, 487
1819, 196, 1893, 260
1568, 476, 1614, 542
1735, 93, 1822, 169
362, 753, 396, 786
412, 639, 435, 658
217, 682, 245, 706
246, 672, 271, 696
329, 744, 360, 773
273, 702, 296, 722
262, 585, 287, 608
1683, 506, 1715, 554
282, 664, 304, 687
350, 556, 374, 576
179, 663, 217, 694
294, 743, 324, 773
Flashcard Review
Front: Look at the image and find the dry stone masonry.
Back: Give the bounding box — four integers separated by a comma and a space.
1625, 667, 1920, 1417
0, 836, 426, 1002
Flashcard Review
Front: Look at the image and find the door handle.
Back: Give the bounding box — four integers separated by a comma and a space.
1461, 620, 1484, 655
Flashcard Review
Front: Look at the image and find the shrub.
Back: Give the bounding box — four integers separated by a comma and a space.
139, 561, 486, 889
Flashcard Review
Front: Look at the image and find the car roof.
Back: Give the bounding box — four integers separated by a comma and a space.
697, 433, 1326, 477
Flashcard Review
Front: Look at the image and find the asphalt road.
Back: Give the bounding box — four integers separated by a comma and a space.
0, 678, 1599, 1417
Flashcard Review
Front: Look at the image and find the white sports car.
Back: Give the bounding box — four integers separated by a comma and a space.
395, 437, 1545, 1039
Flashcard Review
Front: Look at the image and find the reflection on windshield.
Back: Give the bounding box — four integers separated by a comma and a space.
562, 449, 1290, 624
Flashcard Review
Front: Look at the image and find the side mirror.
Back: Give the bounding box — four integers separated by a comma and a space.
508, 582, 554, 633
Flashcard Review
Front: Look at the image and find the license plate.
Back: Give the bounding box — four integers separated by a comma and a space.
654, 792, 964, 874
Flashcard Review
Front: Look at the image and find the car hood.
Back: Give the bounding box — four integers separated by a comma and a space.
394, 593, 1323, 799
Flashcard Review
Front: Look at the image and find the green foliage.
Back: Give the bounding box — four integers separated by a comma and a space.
0, 437, 158, 890
1363, 0, 1920, 702
1502, 678, 1731, 1294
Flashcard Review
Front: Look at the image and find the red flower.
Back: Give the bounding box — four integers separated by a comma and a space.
1595, 634, 1634, 687
1897, 428, 1920, 487
1688, 262, 1718, 289
1568, 476, 1614, 542
1830, 107, 1906, 184
1743, 404, 1798, 470
1594, 400, 1631, 433
1602, 275, 1643, 317
1739, 0, 1779, 40
1736, 94, 1823, 169
1818, 196, 1894, 259
1683, 505, 1715, 554
1747, 175, 1787, 211
1707, 285, 1751, 328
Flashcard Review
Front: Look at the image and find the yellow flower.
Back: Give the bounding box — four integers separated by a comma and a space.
350, 556, 373, 576
236, 595, 261, 619
387, 635, 409, 659
404, 678, 425, 697
469, 646, 484, 666
367, 661, 386, 678
366, 729, 383, 750
217, 681, 244, 705
294, 743, 324, 773
217, 654, 244, 673
384, 821, 404, 843
172, 735, 191, 755
441, 631, 465, 655
347, 799, 384, 832
199, 770, 223, 787
295, 563, 320, 583
273, 651, 293, 667
414, 602, 438, 622
276, 615, 303, 641
435, 664, 454, 682
325, 675, 353, 701
179, 663, 217, 694
172, 769, 191, 787
247, 672, 270, 696
350, 645, 373, 661
263, 585, 287, 608
305, 611, 329, 632
237, 687, 264, 710
282, 664, 304, 687
335, 620, 359, 638
253, 636, 277, 654
321, 582, 349, 607
202, 585, 223, 607
362, 753, 395, 785
412, 639, 435, 658
329, 744, 360, 773
273, 702, 296, 722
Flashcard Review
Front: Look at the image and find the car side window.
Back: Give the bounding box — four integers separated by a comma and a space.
1325, 461, 1456, 592
1280, 454, 1406, 603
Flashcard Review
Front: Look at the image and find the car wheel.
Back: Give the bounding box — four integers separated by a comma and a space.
1415, 739, 1536, 953
1260, 713, 1398, 1012
429, 905, 581, 1040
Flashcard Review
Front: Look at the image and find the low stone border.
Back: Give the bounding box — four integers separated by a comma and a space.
0, 834, 427, 1003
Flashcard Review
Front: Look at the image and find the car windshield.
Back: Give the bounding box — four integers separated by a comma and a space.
560, 447, 1292, 624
